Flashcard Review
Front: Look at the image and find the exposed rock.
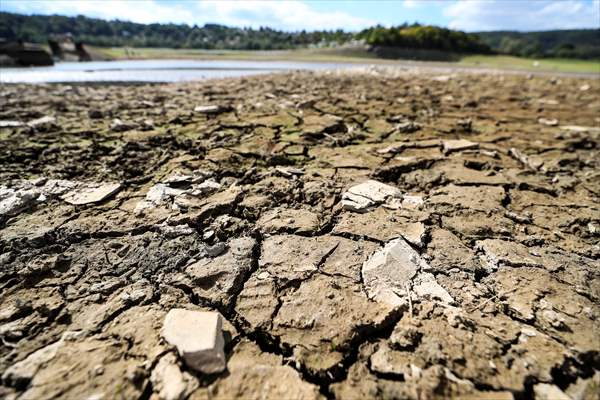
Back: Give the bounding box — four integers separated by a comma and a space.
341, 180, 402, 212
194, 105, 231, 114
151, 353, 198, 400
162, 309, 226, 374
61, 182, 121, 205
0, 120, 23, 128
533, 383, 570, 400
110, 118, 137, 132
362, 237, 453, 307
1, 333, 71, 386
442, 139, 478, 154
538, 117, 558, 126
0, 187, 40, 217
508, 148, 544, 170
27, 116, 56, 129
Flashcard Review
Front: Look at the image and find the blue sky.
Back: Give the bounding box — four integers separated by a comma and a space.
2, 0, 599, 32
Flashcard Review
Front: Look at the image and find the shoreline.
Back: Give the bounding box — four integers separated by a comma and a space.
1, 59, 599, 86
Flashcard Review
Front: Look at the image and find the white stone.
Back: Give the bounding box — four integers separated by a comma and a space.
1, 333, 70, 384
194, 105, 223, 114
341, 192, 374, 213
27, 116, 56, 128
42, 179, 78, 196
0, 188, 39, 217
442, 139, 478, 154
159, 224, 195, 238
533, 383, 570, 400
0, 120, 23, 128
401, 195, 424, 209
362, 238, 422, 307
189, 179, 221, 196
134, 183, 185, 214
538, 117, 558, 126
341, 180, 401, 212
362, 237, 453, 307
61, 182, 121, 205
162, 309, 226, 374
412, 273, 454, 304
151, 353, 197, 400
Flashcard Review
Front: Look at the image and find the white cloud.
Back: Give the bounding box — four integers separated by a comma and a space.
196, 1, 375, 30
1, 0, 376, 31
444, 0, 600, 31
3, 0, 196, 24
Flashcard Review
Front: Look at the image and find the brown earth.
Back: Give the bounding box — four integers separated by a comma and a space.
1, 69, 599, 399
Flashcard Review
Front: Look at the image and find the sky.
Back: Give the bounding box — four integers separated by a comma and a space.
2, 0, 599, 32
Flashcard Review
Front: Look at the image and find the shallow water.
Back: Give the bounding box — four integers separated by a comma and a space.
0, 59, 366, 83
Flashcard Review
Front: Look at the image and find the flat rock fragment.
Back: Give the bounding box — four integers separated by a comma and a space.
0, 120, 23, 128
27, 115, 56, 129
362, 237, 453, 307
538, 117, 558, 126
442, 139, 478, 154
1, 334, 68, 386
194, 105, 230, 114
341, 179, 402, 212
151, 353, 198, 400
61, 182, 121, 205
533, 383, 570, 400
162, 309, 226, 374
0, 187, 40, 217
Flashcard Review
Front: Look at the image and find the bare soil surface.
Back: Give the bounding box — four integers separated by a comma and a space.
1, 69, 599, 399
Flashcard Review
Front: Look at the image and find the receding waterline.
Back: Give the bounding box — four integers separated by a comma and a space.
1, 59, 366, 83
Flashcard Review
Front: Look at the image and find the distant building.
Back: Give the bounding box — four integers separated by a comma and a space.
48, 34, 91, 62
0, 39, 54, 66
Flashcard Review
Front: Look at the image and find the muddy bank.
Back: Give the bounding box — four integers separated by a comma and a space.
1, 69, 599, 399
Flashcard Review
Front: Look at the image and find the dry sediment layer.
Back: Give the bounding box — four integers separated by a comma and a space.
1, 69, 599, 399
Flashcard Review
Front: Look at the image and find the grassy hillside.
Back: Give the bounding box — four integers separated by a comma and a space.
477, 29, 600, 59
2, 11, 598, 59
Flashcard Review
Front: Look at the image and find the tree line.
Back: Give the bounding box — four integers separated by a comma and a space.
0, 11, 598, 58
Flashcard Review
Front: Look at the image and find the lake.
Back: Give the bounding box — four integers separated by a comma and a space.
0, 59, 369, 83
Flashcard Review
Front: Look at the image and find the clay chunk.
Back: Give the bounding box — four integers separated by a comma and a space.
162, 309, 226, 374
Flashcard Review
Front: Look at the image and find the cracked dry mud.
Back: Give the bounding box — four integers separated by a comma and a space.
1, 69, 599, 400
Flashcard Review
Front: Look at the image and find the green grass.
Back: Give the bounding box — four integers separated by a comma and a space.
458, 55, 600, 74
92, 46, 600, 74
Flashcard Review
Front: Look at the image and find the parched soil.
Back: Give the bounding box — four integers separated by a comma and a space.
1, 69, 599, 399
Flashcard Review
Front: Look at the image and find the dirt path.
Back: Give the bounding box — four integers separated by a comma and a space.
1, 70, 599, 399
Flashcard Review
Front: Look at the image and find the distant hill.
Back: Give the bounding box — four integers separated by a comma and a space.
357, 25, 492, 54
477, 29, 600, 59
0, 12, 351, 50
0, 11, 598, 58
